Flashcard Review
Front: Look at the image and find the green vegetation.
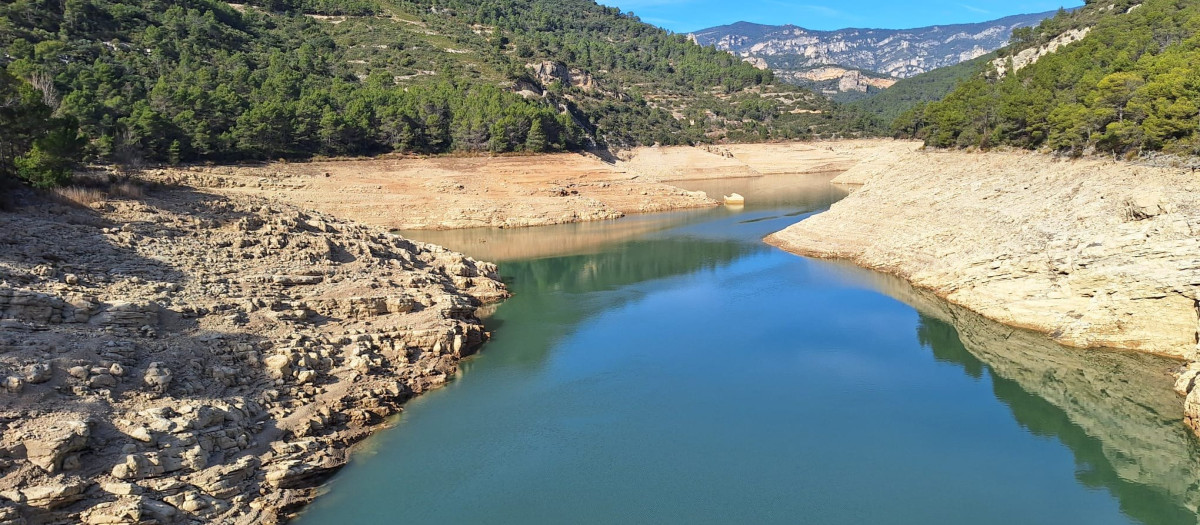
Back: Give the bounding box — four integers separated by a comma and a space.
0, 70, 85, 188
897, 0, 1200, 157
0, 0, 836, 186
848, 53, 996, 128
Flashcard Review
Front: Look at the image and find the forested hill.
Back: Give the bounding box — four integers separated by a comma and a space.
0, 0, 828, 187
897, 0, 1200, 158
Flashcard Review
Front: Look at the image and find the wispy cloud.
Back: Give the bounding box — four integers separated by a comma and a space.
762, 0, 859, 21
642, 16, 684, 26
796, 4, 849, 18
957, 3, 991, 14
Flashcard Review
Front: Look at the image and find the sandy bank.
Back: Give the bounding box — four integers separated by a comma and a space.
0, 183, 505, 524
154, 142, 874, 231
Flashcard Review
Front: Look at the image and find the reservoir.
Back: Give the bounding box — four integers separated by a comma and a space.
297, 174, 1200, 525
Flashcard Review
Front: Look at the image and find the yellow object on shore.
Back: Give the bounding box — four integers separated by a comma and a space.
724, 193, 745, 206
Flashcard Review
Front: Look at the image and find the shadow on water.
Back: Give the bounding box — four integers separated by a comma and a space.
843, 262, 1200, 524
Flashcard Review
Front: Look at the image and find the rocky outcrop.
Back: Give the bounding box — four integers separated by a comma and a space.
776, 67, 896, 96
0, 182, 506, 523
689, 11, 1057, 85
526, 61, 596, 92
992, 28, 1091, 77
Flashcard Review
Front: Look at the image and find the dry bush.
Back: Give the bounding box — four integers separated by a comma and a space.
108, 181, 144, 199
52, 186, 107, 207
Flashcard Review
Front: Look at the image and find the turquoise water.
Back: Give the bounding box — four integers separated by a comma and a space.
298, 176, 1200, 524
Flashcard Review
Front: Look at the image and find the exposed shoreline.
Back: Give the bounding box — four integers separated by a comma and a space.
764, 142, 1200, 433
0, 140, 880, 524
10, 137, 1200, 523
0, 185, 507, 524
151, 142, 862, 231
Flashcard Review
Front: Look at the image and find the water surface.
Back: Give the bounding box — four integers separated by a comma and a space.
299, 174, 1200, 524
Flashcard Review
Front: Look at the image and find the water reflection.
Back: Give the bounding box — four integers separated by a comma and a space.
302, 172, 1200, 525
842, 265, 1200, 524
477, 237, 759, 369
401, 173, 848, 263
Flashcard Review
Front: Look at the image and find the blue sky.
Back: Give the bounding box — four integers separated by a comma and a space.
596, 0, 1085, 33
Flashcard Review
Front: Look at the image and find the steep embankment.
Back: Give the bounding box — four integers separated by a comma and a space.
0, 181, 505, 523
768, 144, 1200, 358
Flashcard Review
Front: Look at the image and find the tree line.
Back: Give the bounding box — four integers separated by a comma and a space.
893, 0, 1200, 158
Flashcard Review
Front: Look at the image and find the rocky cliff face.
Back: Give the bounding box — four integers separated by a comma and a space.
690, 11, 1058, 94
0, 178, 506, 524
775, 67, 897, 98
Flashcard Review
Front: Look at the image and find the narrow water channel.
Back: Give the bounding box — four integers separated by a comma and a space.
297, 174, 1200, 524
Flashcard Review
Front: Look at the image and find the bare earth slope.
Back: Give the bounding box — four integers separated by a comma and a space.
156, 143, 861, 231
0, 185, 505, 524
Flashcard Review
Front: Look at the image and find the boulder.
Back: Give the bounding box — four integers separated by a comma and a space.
0, 479, 90, 509
2, 376, 23, 393
143, 362, 172, 392
263, 354, 292, 379
25, 420, 90, 473
25, 363, 52, 384
1128, 192, 1166, 220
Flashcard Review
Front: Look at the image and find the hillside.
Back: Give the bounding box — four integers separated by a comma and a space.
848, 53, 997, 128
0, 0, 831, 186
900, 0, 1199, 157
689, 11, 1057, 96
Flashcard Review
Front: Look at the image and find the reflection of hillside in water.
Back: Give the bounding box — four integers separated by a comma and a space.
397, 210, 713, 263
473, 236, 760, 369
672, 173, 848, 211
402, 174, 848, 263
833, 263, 1200, 524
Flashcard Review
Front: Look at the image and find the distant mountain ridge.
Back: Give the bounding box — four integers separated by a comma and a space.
690, 10, 1061, 97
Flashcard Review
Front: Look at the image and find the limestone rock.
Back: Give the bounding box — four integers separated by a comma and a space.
143, 362, 172, 392
2, 377, 22, 394
25, 363, 52, 384
1176, 364, 1200, 396
0, 479, 90, 509
263, 354, 292, 379
81, 497, 143, 524
25, 420, 90, 473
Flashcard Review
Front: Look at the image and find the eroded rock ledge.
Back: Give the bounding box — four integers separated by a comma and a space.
766, 146, 1200, 434
0, 182, 506, 523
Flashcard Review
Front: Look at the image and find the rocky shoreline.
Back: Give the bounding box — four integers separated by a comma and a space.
0, 181, 505, 524
766, 144, 1200, 436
